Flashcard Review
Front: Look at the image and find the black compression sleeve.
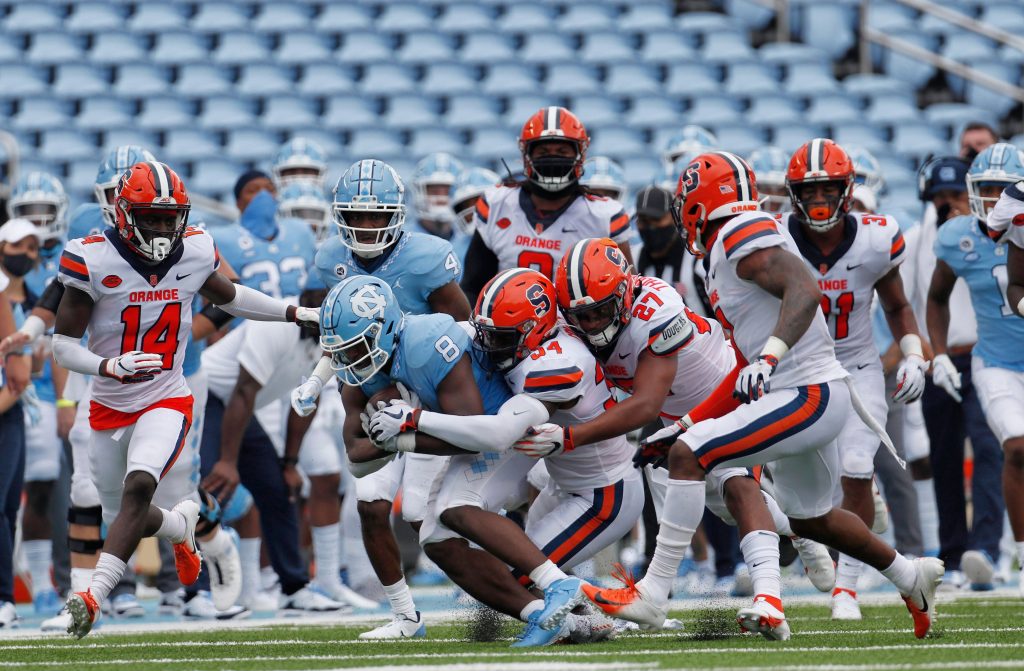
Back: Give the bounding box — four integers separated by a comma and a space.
37, 280, 65, 314
198, 303, 233, 329
460, 230, 499, 307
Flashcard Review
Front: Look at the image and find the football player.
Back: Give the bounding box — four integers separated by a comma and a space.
580, 156, 628, 203
661, 125, 718, 171
449, 167, 500, 240
409, 152, 466, 250
278, 180, 332, 242
747, 147, 790, 213
271, 137, 328, 188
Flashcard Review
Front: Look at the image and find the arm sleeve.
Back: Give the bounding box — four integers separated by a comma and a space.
217, 284, 290, 321
51, 334, 103, 377
887, 218, 907, 269
416, 393, 549, 453
460, 230, 499, 307
37, 279, 64, 314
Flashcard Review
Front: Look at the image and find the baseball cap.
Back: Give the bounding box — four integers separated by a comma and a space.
634, 185, 673, 219
919, 156, 969, 201
0, 218, 41, 245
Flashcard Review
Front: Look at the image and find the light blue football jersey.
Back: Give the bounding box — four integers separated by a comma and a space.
315, 231, 462, 316
67, 203, 107, 241
935, 215, 1024, 371
360, 313, 510, 414
405, 216, 470, 265
212, 217, 315, 300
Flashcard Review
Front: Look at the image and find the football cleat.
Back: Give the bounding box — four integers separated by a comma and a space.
0, 601, 18, 629
901, 557, 944, 639
961, 550, 995, 591
830, 588, 862, 621
158, 589, 186, 616
171, 500, 202, 586
581, 565, 668, 631
536, 576, 585, 631
33, 588, 62, 616
41, 606, 71, 633
110, 592, 145, 618
183, 591, 251, 620
279, 586, 347, 615
318, 581, 381, 610
66, 590, 101, 639
204, 530, 243, 610
792, 536, 836, 592
510, 610, 570, 648
359, 611, 426, 640
736, 594, 790, 641
566, 604, 618, 644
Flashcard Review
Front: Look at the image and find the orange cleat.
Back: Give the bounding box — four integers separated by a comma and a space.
901, 557, 944, 639
580, 564, 667, 631
171, 500, 203, 585
737, 594, 790, 640
66, 589, 100, 639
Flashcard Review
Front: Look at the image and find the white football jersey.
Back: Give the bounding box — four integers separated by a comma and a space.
475, 185, 632, 279
782, 212, 906, 367
58, 228, 219, 413
705, 211, 847, 390
598, 276, 736, 421
505, 327, 633, 491
987, 181, 1024, 247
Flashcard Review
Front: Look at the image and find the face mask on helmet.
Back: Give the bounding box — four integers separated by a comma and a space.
335, 207, 404, 259
790, 179, 849, 231
565, 294, 624, 348
320, 321, 391, 385
119, 203, 189, 263
525, 141, 582, 197
473, 322, 527, 372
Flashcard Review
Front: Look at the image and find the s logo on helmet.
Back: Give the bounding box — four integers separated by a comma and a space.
682, 162, 701, 196
350, 284, 387, 319
525, 283, 551, 317
604, 245, 627, 271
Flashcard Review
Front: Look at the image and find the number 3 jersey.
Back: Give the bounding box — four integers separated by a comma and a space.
705, 211, 846, 389
58, 227, 220, 414
599, 276, 736, 422
781, 211, 907, 368
475, 185, 631, 278
506, 327, 633, 491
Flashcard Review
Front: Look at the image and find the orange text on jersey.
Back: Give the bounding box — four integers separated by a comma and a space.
818, 279, 848, 291
128, 289, 180, 303
514, 235, 562, 251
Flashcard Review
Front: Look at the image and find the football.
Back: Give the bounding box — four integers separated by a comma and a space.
367, 384, 402, 410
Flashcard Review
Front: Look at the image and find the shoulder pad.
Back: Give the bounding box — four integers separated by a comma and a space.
720, 214, 783, 261
82, 235, 105, 245
647, 312, 693, 357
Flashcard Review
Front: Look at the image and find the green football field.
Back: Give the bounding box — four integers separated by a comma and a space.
3, 596, 1024, 671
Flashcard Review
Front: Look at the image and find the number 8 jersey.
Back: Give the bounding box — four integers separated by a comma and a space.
58, 227, 220, 416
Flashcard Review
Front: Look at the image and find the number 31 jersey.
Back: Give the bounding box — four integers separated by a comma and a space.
58, 227, 219, 414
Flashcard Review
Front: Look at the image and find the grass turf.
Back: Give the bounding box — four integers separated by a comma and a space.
3, 598, 1024, 670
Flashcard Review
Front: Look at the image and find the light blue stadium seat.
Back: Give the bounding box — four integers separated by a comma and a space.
842, 73, 907, 99
383, 94, 442, 127
747, 95, 803, 126
102, 129, 159, 153
263, 97, 318, 130
89, 33, 146, 65
687, 96, 742, 126
919, 4, 975, 35
164, 129, 222, 164
75, 98, 131, 131
521, 33, 575, 64
276, 33, 332, 65
127, 5, 189, 33
151, 32, 209, 65
237, 64, 295, 96
620, 3, 674, 32
833, 122, 888, 153
445, 95, 502, 128
66, 3, 127, 33
460, 32, 517, 64
337, 33, 395, 64
421, 63, 478, 95
252, 3, 313, 33
677, 11, 736, 34
213, 32, 271, 65
285, 128, 343, 159
865, 2, 916, 31
805, 94, 862, 125
504, 95, 554, 127
190, 3, 249, 33
557, 5, 618, 33
298, 64, 354, 95
361, 63, 417, 95
714, 123, 766, 156
377, 3, 435, 31
483, 63, 541, 95
175, 64, 233, 97
980, 3, 1024, 31
437, 4, 497, 32
802, 4, 856, 59
880, 30, 938, 88
725, 0, 775, 30
26, 32, 84, 65
924, 103, 997, 134
605, 63, 661, 96
580, 31, 636, 64
702, 31, 756, 64
570, 95, 623, 126
588, 127, 646, 158
397, 32, 456, 64
665, 63, 721, 97
866, 96, 921, 125
941, 33, 996, 62
323, 95, 380, 129
317, 5, 372, 33
784, 63, 839, 95
52, 64, 109, 98
191, 159, 245, 197
11, 97, 72, 131
137, 97, 196, 130
619, 156, 662, 188
892, 123, 945, 160
771, 121, 828, 153
966, 60, 1020, 118
409, 127, 464, 156
67, 159, 102, 197
724, 62, 779, 97
758, 42, 830, 78
640, 30, 697, 63
544, 63, 601, 96
625, 96, 681, 128
39, 129, 97, 161
0, 38, 20, 66
198, 97, 258, 129
3, 4, 62, 32
113, 64, 172, 98
0, 65, 47, 97
498, 5, 558, 33
468, 126, 519, 162
347, 128, 405, 158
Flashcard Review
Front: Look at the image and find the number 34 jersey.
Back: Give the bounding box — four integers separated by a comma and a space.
781, 211, 907, 367
58, 227, 220, 414
599, 276, 736, 422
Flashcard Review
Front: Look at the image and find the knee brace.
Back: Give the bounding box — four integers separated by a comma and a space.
67, 506, 104, 555
196, 487, 222, 537
220, 484, 254, 524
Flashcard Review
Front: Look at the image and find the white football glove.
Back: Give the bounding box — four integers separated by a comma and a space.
396, 381, 421, 409
931, 353, 962, 402
512, 423, 574, 458
290, 375, 323, 417
101, 351, 163, 384
734, 354, 779, 403
892, 354, 927, 403
368, 399, 420, 444
293, 306, 320, 328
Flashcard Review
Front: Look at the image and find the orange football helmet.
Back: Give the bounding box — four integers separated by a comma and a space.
519, 106, 590, 194
671, 151, 759, 257
114, 161, 190, 262
555, 238, 634, 348
786, 138, 854, 231
473, 268, 558, 371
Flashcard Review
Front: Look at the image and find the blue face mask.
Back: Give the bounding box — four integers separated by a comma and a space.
241, 190, 279, 240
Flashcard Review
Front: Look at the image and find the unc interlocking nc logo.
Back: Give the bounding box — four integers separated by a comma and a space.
350, 284, 387, 319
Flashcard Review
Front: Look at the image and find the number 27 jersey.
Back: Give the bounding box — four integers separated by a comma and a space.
58, 228, 220, 414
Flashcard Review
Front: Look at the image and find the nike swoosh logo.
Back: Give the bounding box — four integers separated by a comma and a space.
591, 592, 630, 607
512, 410, 528, 416
618, 353, 629, 359
846, 264, 862, 270
382, 409, 404, 419
856, 363, 870, 370
176, 272, 191, 280
918, 591, 928, 613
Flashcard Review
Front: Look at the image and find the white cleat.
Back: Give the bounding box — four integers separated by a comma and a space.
566, 605, 618, 643
0, 601, 18, 629
183, 591, 251, 620
41, 607, 71, 633
203, 530, 243, 611
736, 595, 790, 641
279, 586, 348, 615
316, 581, 381, 610
830, 589, 862, 621
901, 557, 944, 639
961, 550, 995, 591
582, 578, 668, 631
359, 611, 426, 639
792, 536, 836, 593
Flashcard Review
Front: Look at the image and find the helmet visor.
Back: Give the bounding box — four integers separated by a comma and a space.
564, 295, 621, 347
472, 321, 522, 370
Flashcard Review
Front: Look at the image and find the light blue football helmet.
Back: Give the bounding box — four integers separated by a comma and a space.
272, 137, 328, 187
660, 152, 701, 192
319, 275, 404, 385
581, 156, 627, 203
332, 159, 407, 258
846, 145, 886, 196
7, 171, 69, 241
412, 152, 464, 225
747, 146, 790, 212
967, 142, 1024, 223
662, 125, 718, 168
95, 145, 157, 226
278, 180, 331, 242
450, 167, 500, 236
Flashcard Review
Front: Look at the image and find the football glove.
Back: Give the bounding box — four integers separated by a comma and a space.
931, 353, 962, 402
368, 399, 421, 444
512, 423, 575, 458
290, 375, 323, 417
292, 306, 320, 328
892, 354, 927, 403
633, 417, 692, 470
100, 350, 163, 384
734, 354, 779, 403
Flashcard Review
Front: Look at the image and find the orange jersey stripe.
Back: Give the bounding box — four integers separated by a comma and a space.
475, 197, 490, 220
610, 213, 630, 237
524, 370, 584, 389
59, 257, 88, 276
890, 234, 906, 259
723, 219, 777, 256
547, 483, 617, 564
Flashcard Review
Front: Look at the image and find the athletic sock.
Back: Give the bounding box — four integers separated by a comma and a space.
739, 530, 782, 601
23, 540, 53, 595
1016, 541, 1024, 566
239, 538, 262, 600
154, 508, 186, 544
520, 599, 543, 622
311, 523, 342, 589
913, 479, 940, 555
382, 577, 416, 619
70, 568, 94, 594
89, 553, 128, 605
880, 553, 918, 594
528, 560, 568, 591
638, 478, 705, 603
834, 554, 863, 595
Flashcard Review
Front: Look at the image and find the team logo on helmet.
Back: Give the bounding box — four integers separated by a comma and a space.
349, 284, 387, 319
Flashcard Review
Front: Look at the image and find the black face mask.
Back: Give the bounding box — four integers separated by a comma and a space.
935, 202, 953, 225
639, 226, 677, 254
528, 156, 579, 200
2, 253, 34, 278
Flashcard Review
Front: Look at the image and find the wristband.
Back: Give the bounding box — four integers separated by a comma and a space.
56, 398, 76, 409
564, 426, 576, 453
280, 455, 299, 467
760, 336, 789, 361
395, 432, 416, 453
899, 334, 924, 359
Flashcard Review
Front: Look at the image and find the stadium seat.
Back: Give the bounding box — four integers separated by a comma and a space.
802, 4, 856, 59
892, 123, 945, 159
784, 63, 840, 95
619, 155, 662, 187
347, 128, 406, 158
724, 63, 780, 97
702, 31, 756, 64
966, 61, 1020, 118
337, 33, 395, 65
544, 63, 602, 96
639, 30, 697, 63
437, 4, 497, 33
714, 123, 766, 156
842, 73, 908, 99
39, 129, 97, 161
520, 33, 575, 64
383, 94, 442, 127
420, 63, 477, 96
482, 63, 542, 96
191, 158, 246, 197
89, 34, 146, 65
3, 4, 62, 32
676, 11, 736, 34
758, 42, 830, 75
866, 96, 922, 125
75, 98, 132, 131
322, 95, 380, 129
262, 97, 317, 129
26, 32, 84, 65
361, 64, 417, 95
0, 65, 47, 97
198, 97, 259, 130
113, 64, 173, 98
297, 64, 355, 95
190, 3, 249, 33
285, 128, 343, 159
805, 94, 862, 126
687, 96, 742, 126
66, 158, 102, 197
468, 126, 520, 162
408, 127, 464, 156
880, 30, 939, 87
445, 95, 503, 128
665, 63, 721, 97
212, 32, 271, 65
499, 5, 558, 33
771, 121, 828, 153
980, 3, 1024, 31
588, 127, 646, 157
620, 3, 675, 32
558, 5, 618, 33
102, 129, 159, 153
151, 32, 209, 65
0, 38, 20, 66
163, 129, 223, 164
252, 3, 313, 33
276, 33, 333, 65
605, 63, 661, 96
865, 2, 916, 32
625, 96, 681, 128
316, 5, 373, 33
725, 0, 775, 30
941, 33, 996, 62
580, 31, 636, 64
571, 95, 624, 126
237, 64, 295, 96
137, 97, 196, 130
377, 4, 435, 31
460, 32, 517, 64
175, 64, 233, 97
747, 95, 803, 126
504, 94, 555, 127
397, 32, 457, 64
66, 3, 126, 33
127, 5, 189, 33
924, 103, 997, 133
52, 64, 109, 98
833, 122, 889, 153
11, 97, 72, 131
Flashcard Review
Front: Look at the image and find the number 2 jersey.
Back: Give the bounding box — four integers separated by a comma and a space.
705, 211, 846, 389
57, 227, 220, 416
506, 327, 633, 491
598, 276, 736, 422
781, 211, 907, 368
